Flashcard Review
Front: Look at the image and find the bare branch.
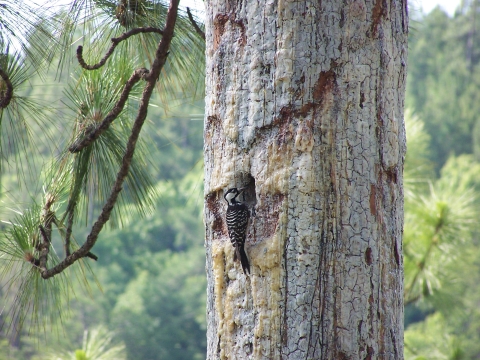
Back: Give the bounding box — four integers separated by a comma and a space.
187, 7, 205, 40
63, 207, 98, 260
77, 27, 164, 70
64, 207, 74, 257
69, 67, 149, 153
86, 252, 98, 261
0, 67, 13, 109
41, 0, 180, 279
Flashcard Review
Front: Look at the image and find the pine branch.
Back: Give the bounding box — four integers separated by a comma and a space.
0, 66, 13, 108
58, 208, 98, 260
41, 0, 180, 279
187, 7, 205, 40
86, 252, 98, 261
404, 220, 443, 301
68, 67, 149, 153
64, 206, 75, 257
77, 27, 164, 70
38, 224, 51, 274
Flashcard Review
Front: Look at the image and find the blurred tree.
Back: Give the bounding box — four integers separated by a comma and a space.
403, 113, 480, 359
406, 4, 480, 171
111, 250, 206, 360
404, 313, 465, 360
33, 326, 127, 360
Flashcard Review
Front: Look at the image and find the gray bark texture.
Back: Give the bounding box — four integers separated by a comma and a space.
203, 0, 408, 359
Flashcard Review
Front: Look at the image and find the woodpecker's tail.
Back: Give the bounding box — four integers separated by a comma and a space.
234, 245, 250, 274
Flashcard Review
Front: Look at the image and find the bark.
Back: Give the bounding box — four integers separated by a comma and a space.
204, 1, 408, 359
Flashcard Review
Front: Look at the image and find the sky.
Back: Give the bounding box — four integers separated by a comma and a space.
184, 0, 462, 16
184, 0, 463, 16
31, 0, 462, 17
415, 0, 461, 15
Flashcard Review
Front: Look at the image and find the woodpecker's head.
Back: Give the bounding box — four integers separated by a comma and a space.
224, 187, 244, 205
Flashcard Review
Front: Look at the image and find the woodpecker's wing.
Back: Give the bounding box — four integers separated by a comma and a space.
225, 202, 250, 274
226, 203, 249, 242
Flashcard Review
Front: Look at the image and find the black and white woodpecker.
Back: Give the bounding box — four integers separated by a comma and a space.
224, 187, 250, 274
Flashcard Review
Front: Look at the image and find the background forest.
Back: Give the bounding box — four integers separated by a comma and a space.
1, 1, 480, 359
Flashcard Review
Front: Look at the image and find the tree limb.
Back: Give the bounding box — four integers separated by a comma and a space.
0, 67, 13, 109
41, 0, 180, 279
86, 252, 98, 261
62, 208, 98, 260
64, 206, 75, 257
187, 7, 205, 40
77, 27, 164, 70
38, 224, 51, 273
404, 221, 443, 301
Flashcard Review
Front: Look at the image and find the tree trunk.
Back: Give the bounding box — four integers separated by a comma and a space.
204, 1, 408, 359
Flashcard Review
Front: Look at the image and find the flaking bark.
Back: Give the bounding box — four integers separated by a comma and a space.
204, 0, 407, 359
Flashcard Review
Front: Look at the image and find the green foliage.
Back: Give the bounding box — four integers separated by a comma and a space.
0, 47, 161, 337
34, 326, 127, 360
404, 181, 476, 304
0, 48, 53, 181
94, 164, 204, 276
58, 63, 158, 227
403, 113, 480, 358
144, 99, 204, 180
404, 10, 480, 357
404, 110, 433, 181
0, 1, 59, 185
54, 0, 205, 99
0, 1, 54, 68
405, 313, 465, 360
0, 337, 21, 360
437, 154, 480, 194
112, 250, 206, 360
0, 204, 73, 335
406, 5, 480, 171
0, 0, 206, 358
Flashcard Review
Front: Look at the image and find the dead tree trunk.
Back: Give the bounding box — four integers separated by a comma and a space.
204, 1, 408, 359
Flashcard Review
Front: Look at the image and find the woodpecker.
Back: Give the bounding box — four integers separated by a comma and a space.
224, 187, 250, 274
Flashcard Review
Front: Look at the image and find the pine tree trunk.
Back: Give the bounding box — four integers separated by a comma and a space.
204, 1, 408, 359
